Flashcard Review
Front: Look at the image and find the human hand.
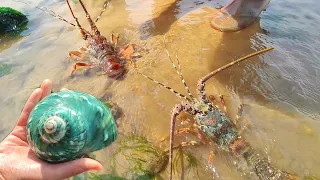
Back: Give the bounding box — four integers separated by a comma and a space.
0, 79, 102, 180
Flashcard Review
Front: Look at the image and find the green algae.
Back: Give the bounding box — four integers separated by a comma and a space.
108, 134, 200, 180
72, 173, 127, 180
87, 173, 127, 180
0, 62, 12, 77
71, 133, 201, 180
0, 7, 28, 34
110, 135, 169, 179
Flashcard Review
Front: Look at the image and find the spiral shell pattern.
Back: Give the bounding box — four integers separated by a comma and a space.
27, 90, 118, 163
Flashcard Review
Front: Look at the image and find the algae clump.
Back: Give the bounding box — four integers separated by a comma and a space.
0, 63, 12, 77
0, 7, 28, 34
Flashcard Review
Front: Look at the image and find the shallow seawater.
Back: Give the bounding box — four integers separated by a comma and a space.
0, 0, 320, 179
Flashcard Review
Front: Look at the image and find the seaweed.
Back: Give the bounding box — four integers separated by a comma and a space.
87, 173, 127, 180
108, 134, 200, 180
109, 135, 168, 179
71, 133, 201, 180
0, 7, 28, 34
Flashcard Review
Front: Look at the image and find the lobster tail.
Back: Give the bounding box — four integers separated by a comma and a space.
230, 137, 299, 180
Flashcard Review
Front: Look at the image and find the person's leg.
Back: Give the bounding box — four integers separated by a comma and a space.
211, 0, 271, 32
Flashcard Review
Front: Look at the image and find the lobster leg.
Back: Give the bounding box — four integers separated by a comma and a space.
167, 140, 203, 154
118, 44, 136, 66
78, 0, 100, 35
169, 104, 185, 180
165, 127, 218, 178
161, 127, 211, 145
197, 47, 274, 103
219, 95, 227, 113
131, 43, 145, 51
235, 104, 244, 124
208, 150, 215, 168
65, 0, 89, 40
169, 103, 199, 180
68, 50, 86, 61
208, 94, 227, 113
235, 104, 252, 134
111, 33, 120, 48
71, 62, 94, 75
208, 95, 219, 108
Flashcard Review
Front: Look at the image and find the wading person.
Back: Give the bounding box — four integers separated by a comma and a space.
211, 0, 271, 32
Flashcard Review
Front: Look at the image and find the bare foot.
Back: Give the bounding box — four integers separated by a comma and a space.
211, 0, 271, 32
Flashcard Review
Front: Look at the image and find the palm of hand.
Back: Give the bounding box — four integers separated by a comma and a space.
0, 80, 102, 180
0, 125, 49, 180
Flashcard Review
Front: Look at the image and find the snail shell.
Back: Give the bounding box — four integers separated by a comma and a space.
26, 90, 118, 163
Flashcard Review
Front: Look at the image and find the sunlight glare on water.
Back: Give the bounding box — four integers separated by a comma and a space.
0, 0, 320, 179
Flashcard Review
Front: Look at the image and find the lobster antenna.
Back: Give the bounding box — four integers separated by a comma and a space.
95, 0, 111, 23
78, 0, 100, 35
200, 47, 275, 83
163, 34, 195, 101
137, 72, 192, 102
65, 0, 89, 40
12, 0, 80, 29
197, 47, 274, 111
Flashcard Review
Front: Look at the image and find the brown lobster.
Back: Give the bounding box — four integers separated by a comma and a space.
65, 0, 141, 78
16, 0, 140, 78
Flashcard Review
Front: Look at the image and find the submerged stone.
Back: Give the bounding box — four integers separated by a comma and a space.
0, 62, 12, 77
0, 7, 28, 34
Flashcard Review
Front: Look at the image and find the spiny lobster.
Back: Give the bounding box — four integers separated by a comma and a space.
139, 35, 299, 180
15, 0, 140, 78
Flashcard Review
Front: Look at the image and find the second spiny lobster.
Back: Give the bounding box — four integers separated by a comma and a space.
139, 35, 300, 180
16, 0, 140, 78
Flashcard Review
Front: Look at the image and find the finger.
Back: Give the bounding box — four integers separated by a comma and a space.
17, 88, 43, 126
40, 79, 53, 100
46, 158, 103, 180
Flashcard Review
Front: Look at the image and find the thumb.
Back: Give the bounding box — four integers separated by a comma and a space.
47, 158, 103, 180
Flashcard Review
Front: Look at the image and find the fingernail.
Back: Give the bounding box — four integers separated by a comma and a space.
88, 160, 103, 171
34, 88, 42, 92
